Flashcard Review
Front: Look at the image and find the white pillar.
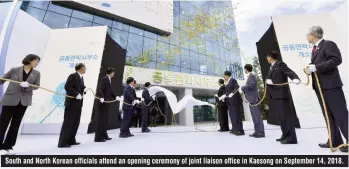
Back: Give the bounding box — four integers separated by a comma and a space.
178, 88, 194, 126
0, 0, 18, 56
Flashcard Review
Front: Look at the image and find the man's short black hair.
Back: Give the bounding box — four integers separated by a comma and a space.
134, 80, 137, 84
22, 54, 40, 65
106, 67, 115, 74
145, 82, 151, 87
126, 77, 134, 84
224, 71, 232, 77
244, 64, 253, 72
75, 63, 85, 71
266, 51, 279, 60
218, 79, 224, 85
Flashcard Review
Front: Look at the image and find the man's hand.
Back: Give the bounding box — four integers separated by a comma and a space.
214, 94, 218, 98
76, 94, 83, 100
266, 79, 273, 85
116, 96, 121, 101
228, 93, 234, 98
292, 79, 301, 85
19, 81, 29, 88
219, 95, 226, 101
141, 98, 145, 102
100, 98, 104, 103
84, 88, 89, 93
238, 88, 243, 94
307, 64, 317, 73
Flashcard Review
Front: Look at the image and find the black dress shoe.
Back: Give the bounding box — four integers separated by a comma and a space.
340, 146, 348, 153
142, 129, 151, 133
94, 139, 106, 142
70, 142, 80, 145
318, 143, 330, 148
254, 133, 265, 138
276, 138, 283, 142
281, 140, 298, 144
234, 131, 245, 136
249, 132, 257, 137
218, 129, 229, 132
127, 133, 134, 137
58, 144, 71, 148
105, 137, 112, 141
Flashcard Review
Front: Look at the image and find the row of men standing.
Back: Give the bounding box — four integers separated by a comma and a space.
119, 77, 156, 138
215, 69, 265, 138
214, 26, 347, 153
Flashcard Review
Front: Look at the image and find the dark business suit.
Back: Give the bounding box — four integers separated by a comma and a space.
0, 66, 40, 150
58, 72, 86, 147
120, 85, 136, 136
310, 40, 348, 147
95, 76, 115, 141
130, 87, 141, 127
141, 88, 153, 131
241, 73, 265, 135
267, 60, 299, 143
225, 78, 244, 134
215, 85, 229, 131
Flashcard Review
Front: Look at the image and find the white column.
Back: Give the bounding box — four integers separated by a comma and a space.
178, 88, 194, 126
0, 0, 18, 57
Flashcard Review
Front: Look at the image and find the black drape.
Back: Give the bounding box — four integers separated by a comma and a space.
87, 33, 126, 133
256, 22, 301, 128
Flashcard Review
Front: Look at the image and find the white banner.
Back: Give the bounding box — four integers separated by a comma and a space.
23, 26, 107, 124
272, 2, 348, 128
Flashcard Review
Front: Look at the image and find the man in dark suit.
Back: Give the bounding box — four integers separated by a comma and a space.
130, 80, 142, 128
120, 77, 140, 138
241, 64, 265, 138
266, 52, 301, 144
306, 26, 348, 153
141, 82, 155, 132
94, 67, 116, 142
58, 63, 88, 148
214, 79, 229, 132
219, 71, 244, 136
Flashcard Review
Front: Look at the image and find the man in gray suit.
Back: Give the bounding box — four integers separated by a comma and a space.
0, 54, 41, 155
241, 64, 265, 138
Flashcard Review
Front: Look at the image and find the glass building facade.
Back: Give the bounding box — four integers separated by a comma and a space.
20, 1, 243, 79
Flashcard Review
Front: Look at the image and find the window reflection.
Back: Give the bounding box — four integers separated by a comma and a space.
21, 0, 241, 76
43, 12, 70, 29
143, 37, 157, 61
69, 18, 92, 28
72, 10, 93, 22
190, 51, 199, 71
47, 3, 72, 16
110, 29, 129, 49
127, 33, 143, 58
26, 7, 46, 22
28, 1, 49, 10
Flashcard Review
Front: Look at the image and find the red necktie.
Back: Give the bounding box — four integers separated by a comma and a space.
312, 45, 317, 54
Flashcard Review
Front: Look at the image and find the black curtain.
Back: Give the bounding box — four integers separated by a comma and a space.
87, 33, 126, 133
256, 22, 301, 128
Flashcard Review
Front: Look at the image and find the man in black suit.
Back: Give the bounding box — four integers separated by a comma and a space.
94, 67, 116, 142
219, 71, 244, 136
130, 80, 142, 128
306, 26, 348, 153
141, 82, 155, 133
120, 77, 140, 138
58, 63, 88, 148
265, 52, 301, 144
214, 79, 229, 132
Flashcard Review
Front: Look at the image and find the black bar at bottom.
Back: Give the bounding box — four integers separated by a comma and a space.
1, 155, 348, 167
